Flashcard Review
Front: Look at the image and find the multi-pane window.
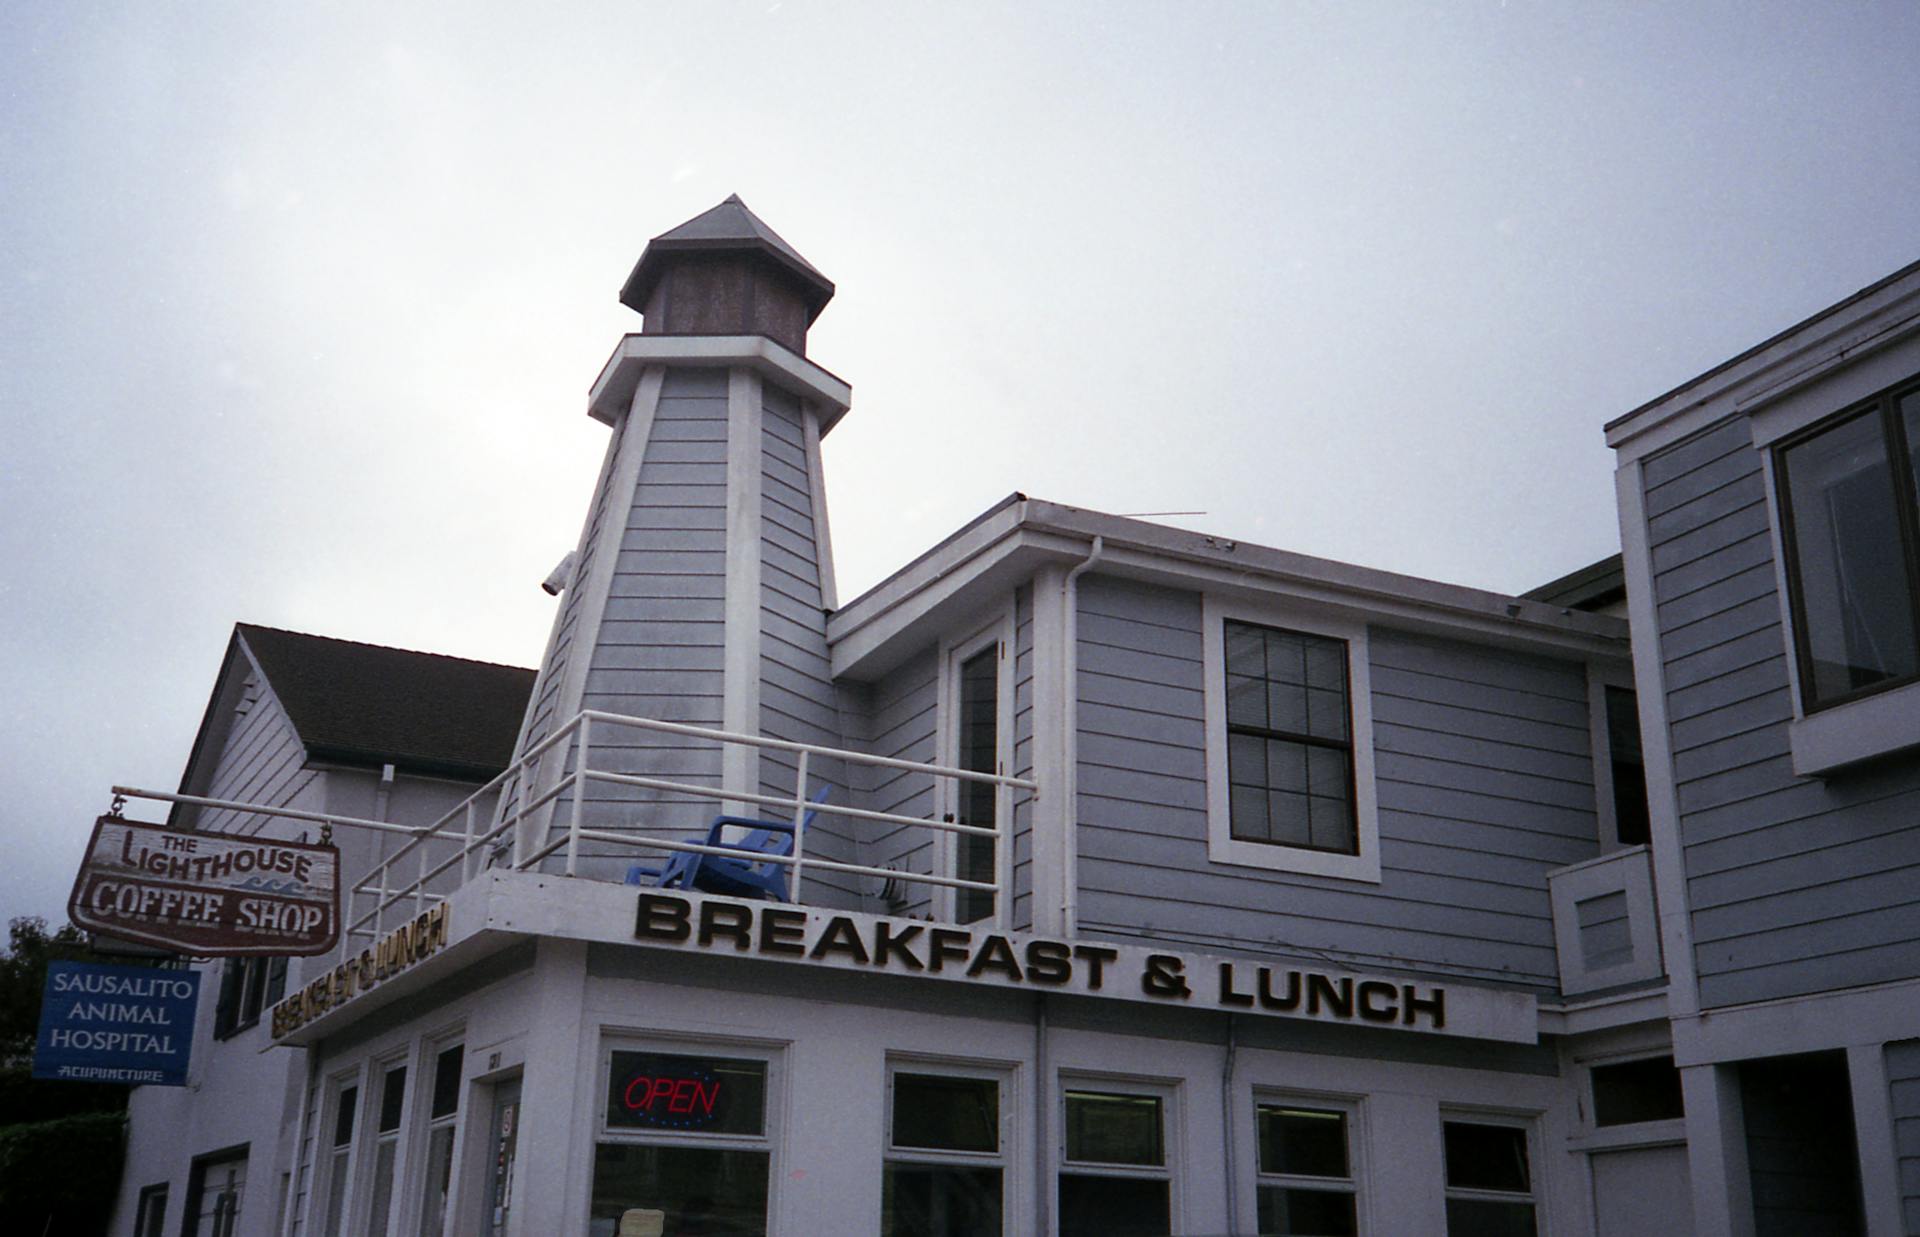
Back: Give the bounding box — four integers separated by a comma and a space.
322, 1083, 357, 1237
1225, 621, 1356, 854
213, 955, 288, 1039
364, 1062, 406, 1237
1775, 379, 1920, 709
1442, 1119, 1537, 1237
1058, 1089, 1172, 1237
592, 1049, 773, 1235
1255, 1103, 1358, 1236
955, 645, 1001, 924
417, 1043, 464, 1237
185, 1149, 247, 1237
883, 1070, 1005, 1237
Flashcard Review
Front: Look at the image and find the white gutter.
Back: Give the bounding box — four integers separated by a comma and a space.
1060, 536, 1104, 937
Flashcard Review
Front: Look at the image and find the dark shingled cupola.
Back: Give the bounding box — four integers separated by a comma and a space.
618, 194, 835, 356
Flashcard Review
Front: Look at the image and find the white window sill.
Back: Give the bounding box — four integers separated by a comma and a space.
1208, 835, 1382, 883
1790, 677, 1920, 777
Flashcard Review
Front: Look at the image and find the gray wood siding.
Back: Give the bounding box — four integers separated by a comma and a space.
1072, 576, 1598, 991
853, 649, 940, 919
1012, 584, 1035, 931
560, 368, 730, 879
755, 386, 858, 905
198, 666, 317, 839
1643, 415, 1920, 1008
1888, 1038, 1920, 1235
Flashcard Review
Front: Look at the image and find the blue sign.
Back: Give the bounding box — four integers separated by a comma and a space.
32, 961, 200, 1086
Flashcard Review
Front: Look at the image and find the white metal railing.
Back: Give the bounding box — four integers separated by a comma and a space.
113, 707, 1037, 972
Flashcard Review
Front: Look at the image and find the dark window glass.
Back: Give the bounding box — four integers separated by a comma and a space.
892, 1074, 999, 1153
1225, 621, 1356, 853
1591, 1056, 1685, 1126
882, 1163, 1003, 1237
431, 1044, 464, 1119
1064, 1091, 1163, 1166
956, 646, 999, 924
1258, 1185, 1358, 1236
1778, 399, 1920, 705
606, 1051, 766, 1135
135, 1183, 168, 1237
1444, 1197, 1537, 1237
590, 1143, 769, 1236
377, 1065, 407, 1133
332, 1087, 357, 1147
1604, 686, 1651, 847
1443, 1121, 1531, 1193
1258, 1106, 1349, 1178
1057, 1174, 1171, 1237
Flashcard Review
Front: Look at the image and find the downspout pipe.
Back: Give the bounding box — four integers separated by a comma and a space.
1060, 536, 1104, 937
1222, 1013, 1241, 1235
1034, 994, 1051, 1237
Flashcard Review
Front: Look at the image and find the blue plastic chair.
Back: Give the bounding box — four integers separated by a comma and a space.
625, 785, 831, 901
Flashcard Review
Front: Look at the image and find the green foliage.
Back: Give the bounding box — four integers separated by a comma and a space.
0, 918, 130, 1128
0, 1110, 125, 1233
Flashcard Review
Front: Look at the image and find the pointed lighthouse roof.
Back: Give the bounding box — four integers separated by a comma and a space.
619, 194, 835, 324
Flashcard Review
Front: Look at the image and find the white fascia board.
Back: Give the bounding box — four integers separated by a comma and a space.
1535, 986, 1672, 1039
586, 334, 853, 431
1022, 502, 1629, 661
830, 500, 1630, 680
1670, 970, 1920, 1066
1605, 266, 1920, 463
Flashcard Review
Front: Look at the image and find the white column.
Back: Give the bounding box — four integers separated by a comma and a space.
505, 938, 590, 1237
1848, 1043, 1904, 1237
1027, 565, 1069, 936
1680, 1062, 1754, 1237
721, 367, 764, 810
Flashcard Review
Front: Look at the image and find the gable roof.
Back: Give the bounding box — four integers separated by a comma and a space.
235, 624, 536, 780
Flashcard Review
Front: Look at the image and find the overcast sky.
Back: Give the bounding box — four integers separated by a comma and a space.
4, 2, 1918, 928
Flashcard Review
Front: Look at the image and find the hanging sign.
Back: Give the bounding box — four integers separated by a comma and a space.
32, 961, 200, 1086
68, 816, 339, 956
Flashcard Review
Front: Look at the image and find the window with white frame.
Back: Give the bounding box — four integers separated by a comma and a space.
321, 1081, 358, 1237
1204, 597, 1381, 882
1255, 1100, 1359, 1236
415, 1041, 464, 1237
362, 1058, 407, 1237
1057, 1086, 1173, 1237
942, 615, 1013, 925
883, 1064, 1008, 1237
1441, 1117, 1538, 1237
591, 1044, 774, 1235
184, 1146, 247, 1237
1773, 377, 1920, 710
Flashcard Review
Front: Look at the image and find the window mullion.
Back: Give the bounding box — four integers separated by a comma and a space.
1883, 392, 1920, 668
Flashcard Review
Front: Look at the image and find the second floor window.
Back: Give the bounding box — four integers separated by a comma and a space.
1775, 379, 1920, 709
1225, 620, 1357, 855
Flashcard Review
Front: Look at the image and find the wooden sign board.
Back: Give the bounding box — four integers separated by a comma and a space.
68, 817, 340, 957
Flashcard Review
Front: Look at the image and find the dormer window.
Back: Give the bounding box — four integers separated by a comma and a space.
1774, 379, 1920, 710
1204, 598, 1381, 882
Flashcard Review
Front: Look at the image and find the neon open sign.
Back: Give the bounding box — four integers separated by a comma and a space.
606, 1051, 766, 1135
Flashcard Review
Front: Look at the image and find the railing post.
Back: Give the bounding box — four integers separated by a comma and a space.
790, 751, 810, 905
565, 715, 592, 877
456, 799, 472, 883
416, 838, 428, 917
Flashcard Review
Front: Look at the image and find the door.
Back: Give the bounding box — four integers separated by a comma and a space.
1591, 1144, 1691, 1237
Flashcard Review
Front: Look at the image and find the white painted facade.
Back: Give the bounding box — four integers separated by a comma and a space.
109, 202, 1920, 1236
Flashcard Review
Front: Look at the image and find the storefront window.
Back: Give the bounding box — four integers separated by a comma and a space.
1058, 1089, 1172, 1237
364, 1062, 407, 1237
417, 1043, 464, 1237
322, 1084, 357, 1237
1442, 1119, 1537, 1237
883, 1070, 1005, 1237
591, 1049, 772, 1236
1255, 1103, 1358, 1236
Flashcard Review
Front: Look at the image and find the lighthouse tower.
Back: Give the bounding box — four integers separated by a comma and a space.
501, 197, 857, 901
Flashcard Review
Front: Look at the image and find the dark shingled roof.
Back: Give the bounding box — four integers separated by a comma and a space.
619, 193, 835, 321
237, 624, 536, 780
